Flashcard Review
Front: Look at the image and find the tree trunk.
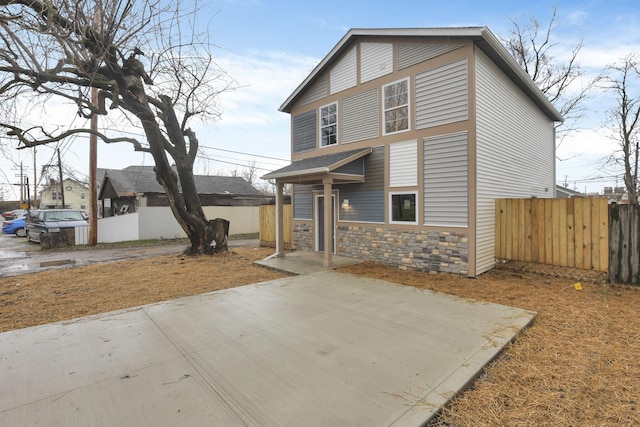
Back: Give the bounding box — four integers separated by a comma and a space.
128, 100, 215, 255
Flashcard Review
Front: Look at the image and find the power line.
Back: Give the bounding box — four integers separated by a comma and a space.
199, 144, 288, 162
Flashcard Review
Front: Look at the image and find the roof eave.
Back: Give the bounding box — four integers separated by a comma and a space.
476, 28, 564, 122
279, 27, 564, 123
262, 166, 329, 180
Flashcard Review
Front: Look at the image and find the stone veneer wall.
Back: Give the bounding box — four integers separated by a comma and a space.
293, 222, 469, 275
293, 221, 313, 252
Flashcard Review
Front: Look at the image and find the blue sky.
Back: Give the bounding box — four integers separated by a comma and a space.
2, 0, 639, 199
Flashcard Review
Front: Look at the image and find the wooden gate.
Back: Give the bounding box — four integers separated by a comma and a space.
608, 204, 640, 284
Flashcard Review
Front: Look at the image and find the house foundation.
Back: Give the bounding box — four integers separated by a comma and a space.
293, 221, 469, 275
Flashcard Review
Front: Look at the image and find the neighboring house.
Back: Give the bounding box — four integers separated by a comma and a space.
263, 27, 563, 277
98, 166, 269, 217
39, 178, 89, 210
601, 186, 628, 204
556, 185, 585, 199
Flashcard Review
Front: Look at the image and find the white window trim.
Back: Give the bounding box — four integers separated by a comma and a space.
319, 102, 338, 148
389, 191, 419, 225
382, 77, 411, 136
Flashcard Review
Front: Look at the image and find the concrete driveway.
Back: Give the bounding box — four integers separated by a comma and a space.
0, 263, 535, 426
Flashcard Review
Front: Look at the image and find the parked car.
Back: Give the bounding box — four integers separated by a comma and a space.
1, 209, 28, 220
2, 215, 26, 237
25, 209, 89, 244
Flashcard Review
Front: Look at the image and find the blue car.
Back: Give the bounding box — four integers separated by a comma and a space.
2, 215, 26, 237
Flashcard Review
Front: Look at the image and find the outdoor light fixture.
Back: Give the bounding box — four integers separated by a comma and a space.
342, 199, 349, 208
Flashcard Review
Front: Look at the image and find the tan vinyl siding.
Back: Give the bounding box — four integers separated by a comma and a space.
389, 140, 418, 187
423, 132, 468, 227
297, 76, 328, 107
397, 43, 464, 69
475, 49, 555, 275
330, 47, 357, 95
342, 88, 379, 144
415, 59, 468, 129
360, 42, 393, 83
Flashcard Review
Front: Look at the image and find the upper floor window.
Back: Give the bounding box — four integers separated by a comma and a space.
320, 102, 338, 147
81, 193, 86, 199
383, 78, 410, 135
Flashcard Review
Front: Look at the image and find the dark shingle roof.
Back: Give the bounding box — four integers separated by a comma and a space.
99, 167, 262, 197
262, 148, 371, 180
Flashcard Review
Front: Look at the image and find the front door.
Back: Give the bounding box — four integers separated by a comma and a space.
316, 194, 335, 253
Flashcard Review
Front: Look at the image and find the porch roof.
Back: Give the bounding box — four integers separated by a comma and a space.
262, 148, 372, 184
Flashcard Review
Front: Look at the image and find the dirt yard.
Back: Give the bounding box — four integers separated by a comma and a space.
1, 246, 639, 426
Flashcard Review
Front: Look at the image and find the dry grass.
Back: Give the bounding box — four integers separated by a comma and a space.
1, 247, 639, 425
338, 261, 640, 426
0, 247, 287, 332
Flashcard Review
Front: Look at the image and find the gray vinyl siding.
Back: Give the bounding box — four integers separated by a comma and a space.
330, 47, 357, 95
338, 190, 385, 222
342, 89, 379, 144
415, 59, 468, 129
397, 43, 464, 69
423, 132, 468, 227
293, 184, 316, 219
338, 146, 385, 223
360, 42, 393, 83
475, 49, 555, 275
334, 157, 364, 175
292, 110, 317, 154
296, 76, 328, 107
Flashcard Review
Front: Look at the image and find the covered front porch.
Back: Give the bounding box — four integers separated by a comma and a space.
262, 148, 372, 267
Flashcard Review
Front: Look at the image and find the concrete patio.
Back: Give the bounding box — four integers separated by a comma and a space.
0, 261, 536, 426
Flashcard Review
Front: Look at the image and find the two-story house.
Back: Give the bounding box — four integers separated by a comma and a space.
39, 178, 90, 211
263, 27, 563, 277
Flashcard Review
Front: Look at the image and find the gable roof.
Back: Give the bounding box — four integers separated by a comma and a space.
279, 27, 563, 122
98, 167, 262, 198
556, 185, 584, 198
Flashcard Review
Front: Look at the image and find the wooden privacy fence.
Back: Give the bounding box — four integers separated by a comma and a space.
608, 204, 640, 284
495, 198, 609, 272
259, 204, 292, 249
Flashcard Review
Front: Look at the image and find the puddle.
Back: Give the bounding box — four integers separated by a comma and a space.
0, 264, 29, 274
0, 250, 27, 259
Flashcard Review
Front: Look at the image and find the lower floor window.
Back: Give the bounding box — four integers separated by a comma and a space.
390, 192, 417, 224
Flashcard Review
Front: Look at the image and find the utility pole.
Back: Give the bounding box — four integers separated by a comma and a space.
89, 87, 98, 245
13, 162, 24, 207
88, 6, 100, 246
57, 148, 65, 208
32, 147, 37, 208
20, 162, 24, 207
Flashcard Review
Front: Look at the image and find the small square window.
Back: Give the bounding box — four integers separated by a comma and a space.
81, 193, 85, 199
390, 192, 417, 224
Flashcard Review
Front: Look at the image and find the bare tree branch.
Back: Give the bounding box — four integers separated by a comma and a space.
602, 55, 640, 204
503, 7, 599, 152
0, 0, 235, 255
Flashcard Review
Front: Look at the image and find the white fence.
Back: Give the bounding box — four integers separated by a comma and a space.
75, 206, 259, 245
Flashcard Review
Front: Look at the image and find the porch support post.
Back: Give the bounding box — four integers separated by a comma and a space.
322, 178, 333, 268
275, 180, 285, 257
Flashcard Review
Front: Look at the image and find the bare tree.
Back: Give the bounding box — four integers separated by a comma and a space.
0, 0, 234, 254
603, 55, 640, 205
241, 160, 258, 185
503, 8, 597, 150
